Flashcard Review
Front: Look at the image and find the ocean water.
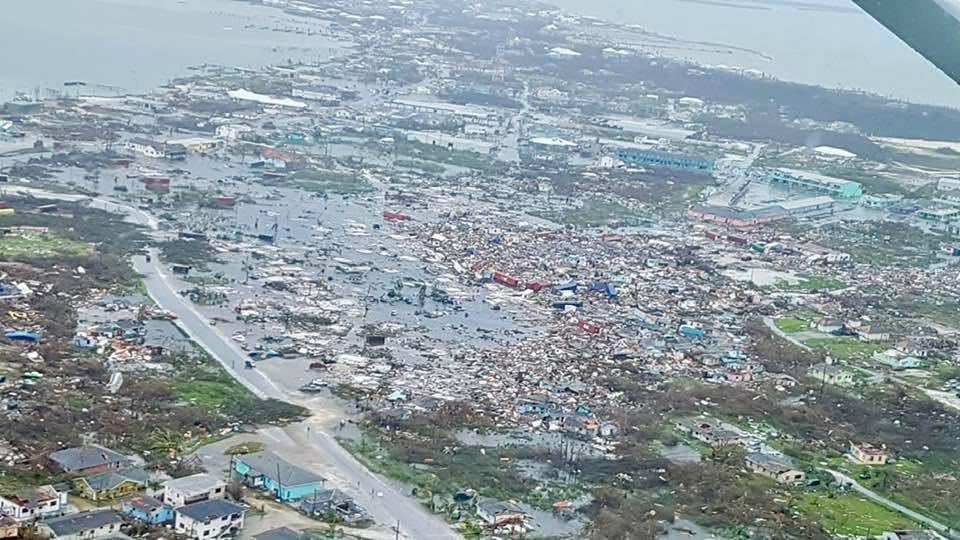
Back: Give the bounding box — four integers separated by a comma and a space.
0, 0, 344, 100
543, 0, 960, 107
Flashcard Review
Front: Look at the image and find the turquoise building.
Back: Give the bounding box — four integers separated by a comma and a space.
233, 451, 325, 502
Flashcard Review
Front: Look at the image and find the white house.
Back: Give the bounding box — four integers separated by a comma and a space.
163, 473, 226, 508
123, 138, 187, 160
215, 124, 253, 141
0, 485, 68, 521
175, 499, 244, 540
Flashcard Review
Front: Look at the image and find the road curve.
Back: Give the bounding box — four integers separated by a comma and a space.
821, 468, 957, 536
133, 252, 460, 539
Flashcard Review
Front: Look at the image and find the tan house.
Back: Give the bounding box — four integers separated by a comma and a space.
74, 468, 147, 501
0, 516, 18, 539
850, 442, 890, 465
745, 452, 806, 484
808, 363, 855, 386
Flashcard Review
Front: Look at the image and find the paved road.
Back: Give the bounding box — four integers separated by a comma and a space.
133, 251, 460, 540
822, 468, 957, 536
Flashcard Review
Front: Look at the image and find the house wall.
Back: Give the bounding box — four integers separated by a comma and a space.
0, 523, 18, 539
123, 504, 174, 525
0, 495, 63, 521
78, 480, 141, 501
260, 477, 324, 502
851, 445, 888, 464
165, 485, 225, 508
175, 511, 244, 539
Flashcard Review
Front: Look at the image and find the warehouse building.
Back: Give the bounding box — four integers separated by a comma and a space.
768, 168, 862, 198
616, 149, 714, 171
689, 196, 836, 227
918, 207, 960, 222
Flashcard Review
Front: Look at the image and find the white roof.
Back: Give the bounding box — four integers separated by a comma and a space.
777, 196, 836, 210
776, 168, 858, 187
164, 473, 225, 495
529, 137, 577, 147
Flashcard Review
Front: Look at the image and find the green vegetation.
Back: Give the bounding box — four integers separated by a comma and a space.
661, 184, 706, 212
172, 359, 305, 425
0, 231, 92, 257
776, 274, 847, 292
394, 159, 447, 175
224, 441, 266, 456
158, 239, 218, 270
888, 295, 960, 328
533, 200, 645, 228
288, 169, 374, 195
794, 492, 915, 536
182, 273, 231, 287
0, 198, 148, 257
342, 433, 584, 512
775, 317, 809, 333
387, 140, 509, 173
814, 222, 945, 268
805, 337, 884, 361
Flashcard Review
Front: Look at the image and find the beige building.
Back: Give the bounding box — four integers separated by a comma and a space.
850, 442, 890, 465
745, 453, 806, 484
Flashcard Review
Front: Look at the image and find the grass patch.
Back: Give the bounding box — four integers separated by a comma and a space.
394, 159, 446, 175
533, 200, 645, 228
225, 441, 265, 456
172, 358, 306, 425
157, 239, 217, 270
794, 492, 916, 535
0, 231, 92, 257
341, 432, 584, 513
386, 140, 508, 173
288, 169, 374, 195
776, 273, 847, 292
805, 337, 886, 361
661, 184, 706, 212
811, 222, 945, 268
775, 318, 809, 333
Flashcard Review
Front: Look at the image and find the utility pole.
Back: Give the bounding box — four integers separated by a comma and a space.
395, 520, 400, 540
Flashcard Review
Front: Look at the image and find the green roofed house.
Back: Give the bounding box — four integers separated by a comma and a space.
232, 451, 325, 502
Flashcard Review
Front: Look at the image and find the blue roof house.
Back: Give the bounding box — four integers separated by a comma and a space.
122, 495, 174, 525
233, 451, 325, 502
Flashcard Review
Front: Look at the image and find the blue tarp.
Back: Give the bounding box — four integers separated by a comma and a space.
592, 282, 618, 298
556, 281, 578, 292
678, 324, 705, 338
5, 331, 40, 342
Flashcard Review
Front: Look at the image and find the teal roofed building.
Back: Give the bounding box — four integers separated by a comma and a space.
616, 149, 714, 171
769, 168, 863, 198
232, 451, 325, 502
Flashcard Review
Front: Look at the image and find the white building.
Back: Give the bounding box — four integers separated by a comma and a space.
0, 485, 68, 521
215, 124, 253, 141
163, 473, 227, 508
175, 499, 245, 540
938, 177, 960, 191
123, 138, 187, 160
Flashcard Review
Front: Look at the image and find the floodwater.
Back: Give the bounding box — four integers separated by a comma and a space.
0, 0, 346, 100
43, 155, 529, 398
543, 0, 960, 108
